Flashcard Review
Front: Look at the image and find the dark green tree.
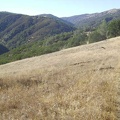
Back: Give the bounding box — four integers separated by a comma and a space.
108, 19, 120, 37
97, 20, 108, 39
88, 31, 105, 43
67, 32, 87, 47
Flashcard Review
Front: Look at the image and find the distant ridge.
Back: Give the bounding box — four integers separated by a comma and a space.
62, 8, 120, 28
39, 14, 74, 26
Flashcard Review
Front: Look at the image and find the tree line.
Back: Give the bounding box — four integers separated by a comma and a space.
0, 19, 120, 65
88, 19, 120, 43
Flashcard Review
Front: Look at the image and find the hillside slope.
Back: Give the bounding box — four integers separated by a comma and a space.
0, 37, 120, 119
0, 12, 75, 49
62, 9, 120, 28
0, 44, 9, 55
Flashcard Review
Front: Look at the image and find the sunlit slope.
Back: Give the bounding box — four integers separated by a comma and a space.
0, 37, 120, 119
0, 36, 120, 74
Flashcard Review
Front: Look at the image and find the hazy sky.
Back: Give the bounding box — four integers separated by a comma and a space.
0, 0, 120, 17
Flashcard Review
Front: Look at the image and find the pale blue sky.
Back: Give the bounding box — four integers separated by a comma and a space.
0, 0, 120, 17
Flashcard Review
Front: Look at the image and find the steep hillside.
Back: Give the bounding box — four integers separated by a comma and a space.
0, 36, 119, 119
0, 31, 88, 64
62, 9, 120, 29
0, 44, 9, 55
0, 12, 75, 49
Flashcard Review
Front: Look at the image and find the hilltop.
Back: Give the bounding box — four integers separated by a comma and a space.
0, 36, 119, 119
0, 12, 75, 49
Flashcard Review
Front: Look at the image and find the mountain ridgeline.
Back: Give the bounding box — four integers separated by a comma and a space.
62, 9, 120, 29
0, 12, 75, 49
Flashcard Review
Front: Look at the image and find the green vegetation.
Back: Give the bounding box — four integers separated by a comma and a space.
1, 11, 120, 65
0, 32, 87, 64
89, 19, 120, 43
0, 12, 75, 49
1, 18, 120, 65
108, 19, 120, 37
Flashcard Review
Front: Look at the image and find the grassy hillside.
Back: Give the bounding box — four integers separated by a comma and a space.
0, 36, 119, 119
0, 12, 75, 49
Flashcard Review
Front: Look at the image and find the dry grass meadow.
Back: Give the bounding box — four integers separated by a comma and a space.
0, 37, 120, 119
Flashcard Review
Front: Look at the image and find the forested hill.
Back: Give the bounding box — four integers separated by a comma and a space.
62, 9, 120, 29
0, 12, 75, 49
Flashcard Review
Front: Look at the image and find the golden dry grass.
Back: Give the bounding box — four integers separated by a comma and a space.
0, 37, 120, 119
